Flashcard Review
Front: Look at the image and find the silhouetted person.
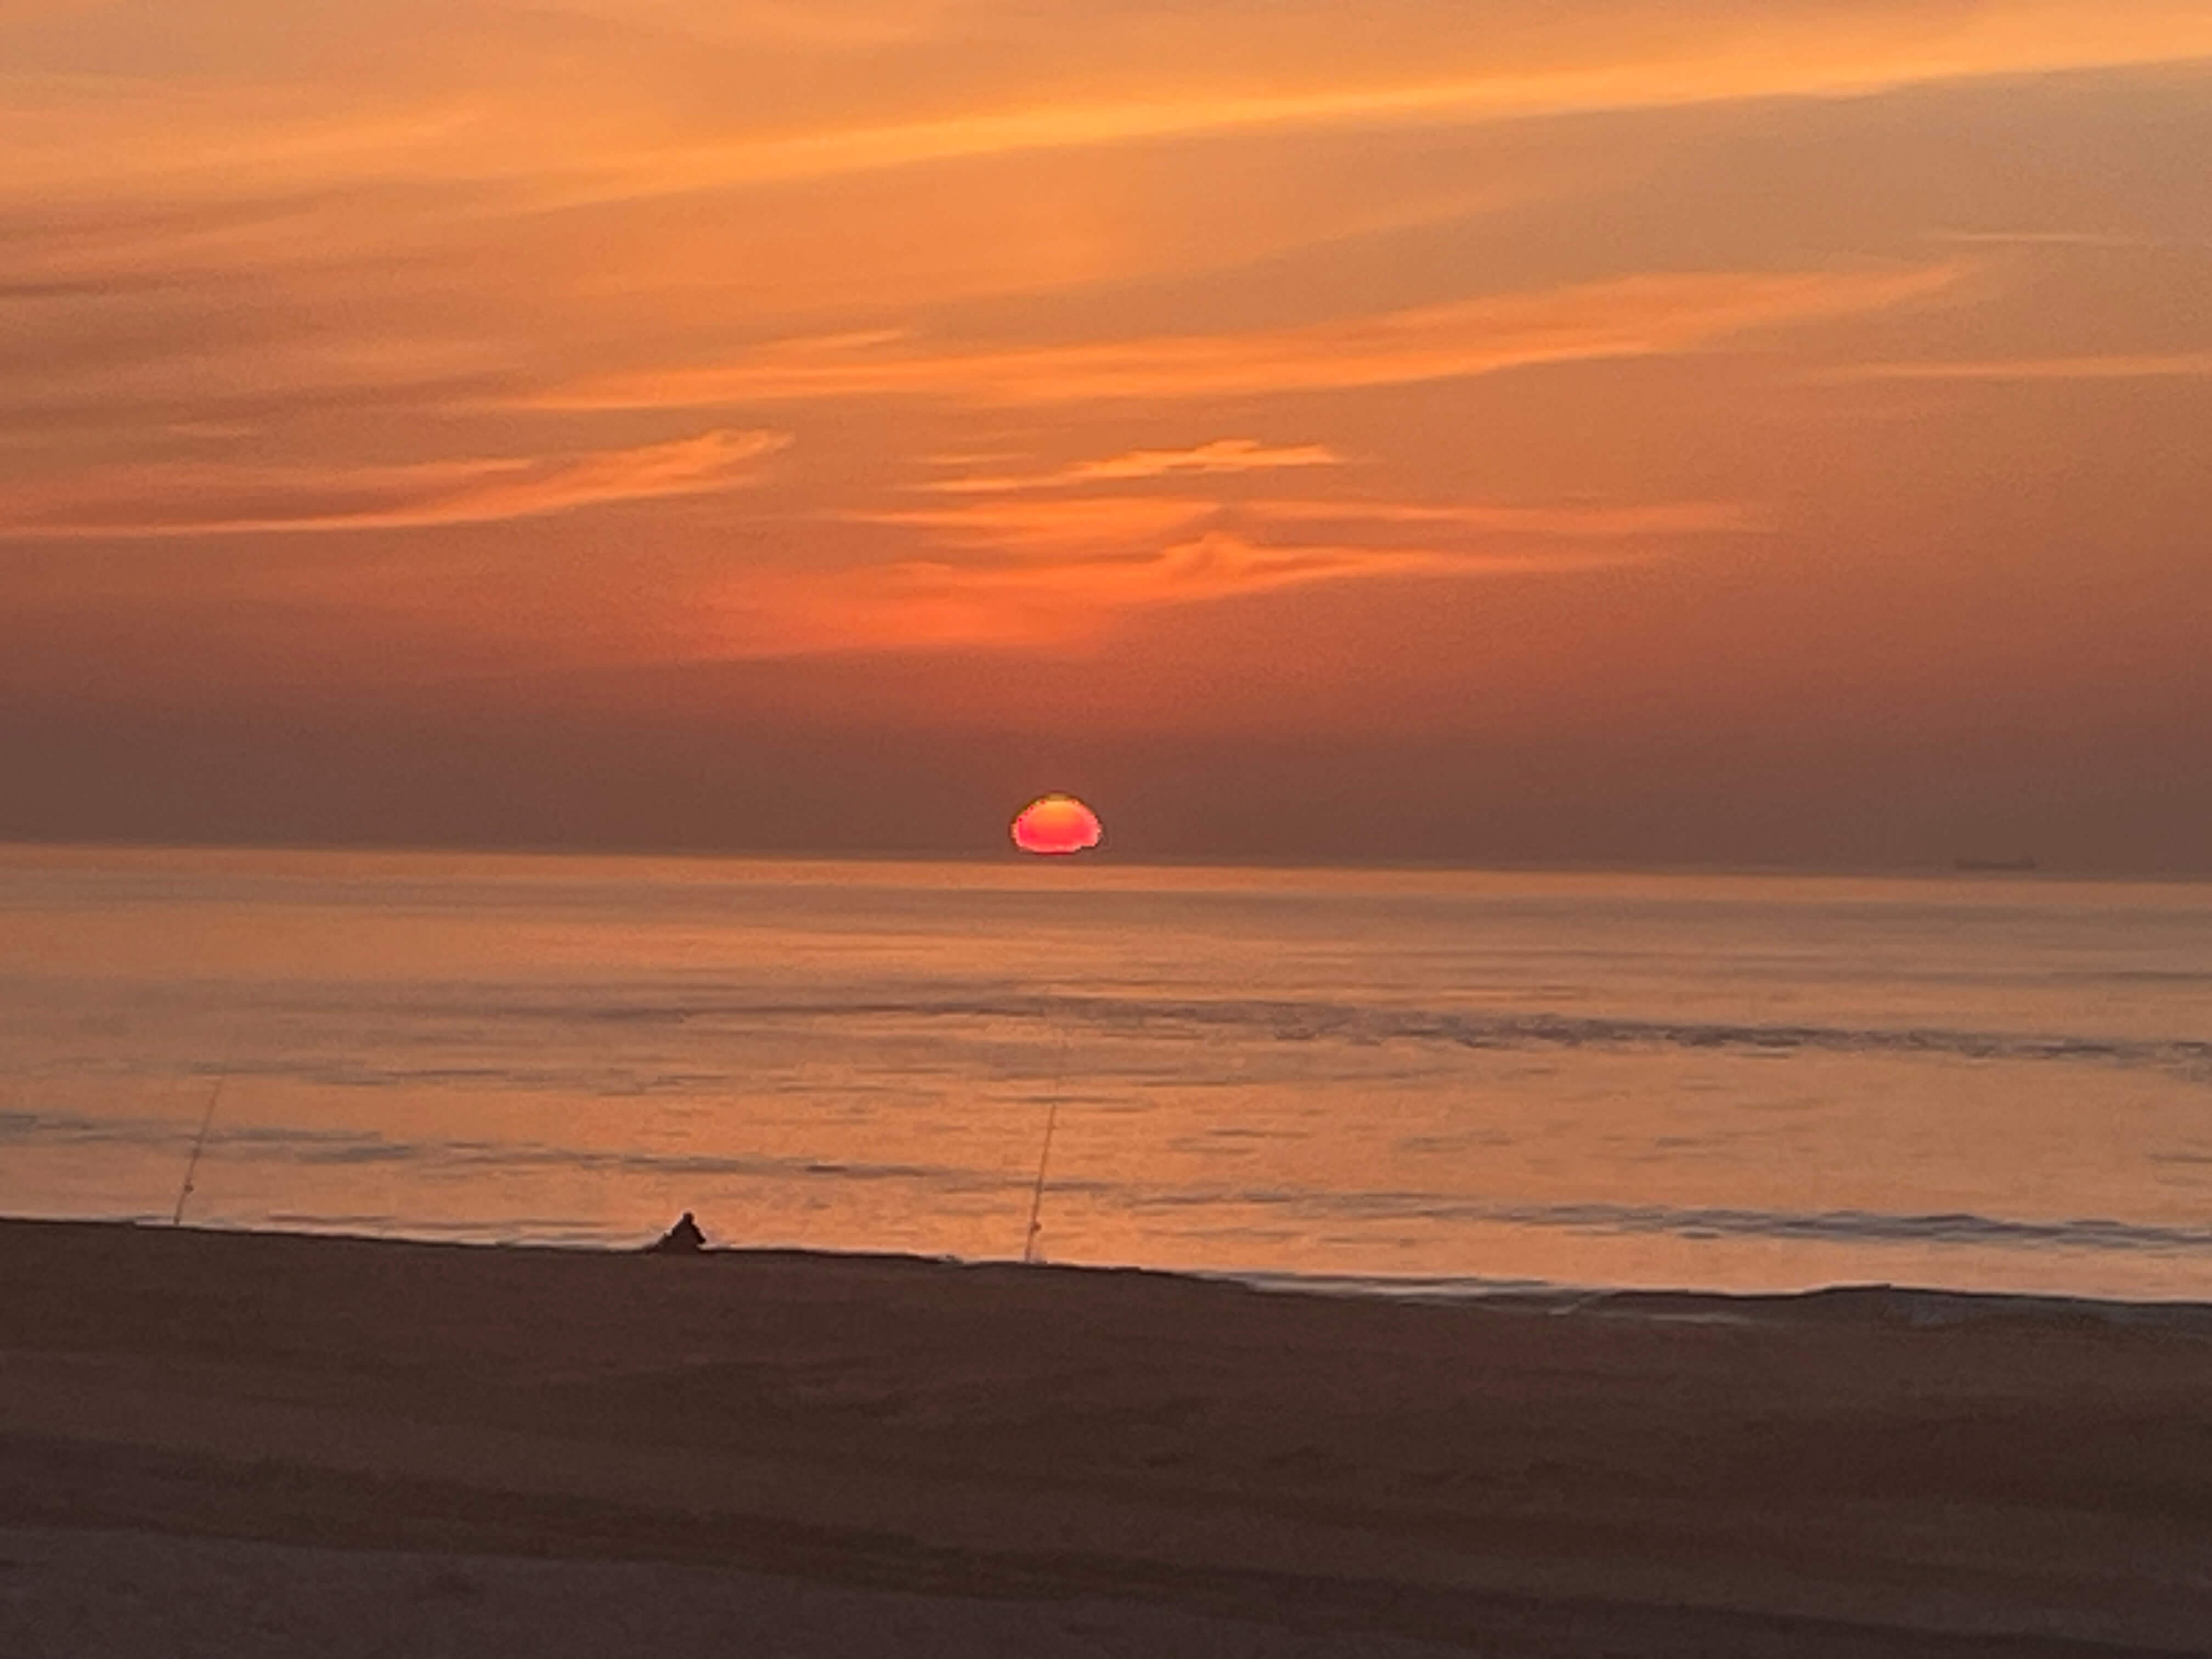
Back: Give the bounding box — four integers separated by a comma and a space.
647, 1211, 707, 1254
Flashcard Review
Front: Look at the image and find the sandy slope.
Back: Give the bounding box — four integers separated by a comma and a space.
2, 1219, 2209, 1655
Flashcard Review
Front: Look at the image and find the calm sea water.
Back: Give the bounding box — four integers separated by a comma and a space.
4, 845, 2211, 1301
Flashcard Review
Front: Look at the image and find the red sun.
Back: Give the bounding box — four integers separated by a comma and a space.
1012, 794, 1103, 855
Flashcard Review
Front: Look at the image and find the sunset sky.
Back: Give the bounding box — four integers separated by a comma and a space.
4, 2, 2209, 866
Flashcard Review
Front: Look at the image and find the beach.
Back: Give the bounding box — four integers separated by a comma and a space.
3, 1219, 2209, 1655
12, 2, 2212, 1650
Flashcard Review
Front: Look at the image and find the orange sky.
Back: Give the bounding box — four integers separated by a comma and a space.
3, 3, 2209, 865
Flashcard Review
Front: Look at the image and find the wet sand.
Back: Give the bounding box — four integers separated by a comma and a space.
2, 1218, 2209, 1655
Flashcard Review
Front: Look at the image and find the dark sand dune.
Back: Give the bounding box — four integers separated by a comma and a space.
3, 1220, 2210, 1655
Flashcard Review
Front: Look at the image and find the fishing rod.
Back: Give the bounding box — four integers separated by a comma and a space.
1021, 1021, 1073, 1265
171, 1074, 225, 1227
1021, 1098, 1060, 1265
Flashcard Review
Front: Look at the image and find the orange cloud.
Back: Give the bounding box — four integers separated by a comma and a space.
541, 265, 1963, 409
0, 430, 788, 540
864, 531, 1660, 643
858, 494, 1764, 553
632, 9, 2212, 194
792, 488, 1767, 648
852, 496, 1222, 554
703, 483, 1769, 656
4, 0, 2203, 738
1248, 500, 1770, 537
923, 438, 1344, 494
1822, 351, 2212, 382
10, 3, 2211, 216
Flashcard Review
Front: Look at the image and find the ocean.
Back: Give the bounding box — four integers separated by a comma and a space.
4, 844, 2210, 1301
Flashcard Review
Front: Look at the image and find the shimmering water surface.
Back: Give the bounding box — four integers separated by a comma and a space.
5, 845, 2211, 1300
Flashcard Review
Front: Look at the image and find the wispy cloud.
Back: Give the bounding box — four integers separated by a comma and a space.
543, 265, 1964, 410
0, 429, 788, 540
843, 527, 1687, 647
922, 438, 1345, 494
810, 487, 1765, 643
1927, 229, 2169, 249
1824, 351, 2212, 382
856, 494, 1764, 551
1248, 499, 1770, 536
2, 0, 2203, 710
614, 8, 2212, 195
853, 495, 1227, 555
906, 529, 1602, 612
9, 3, 2212, 215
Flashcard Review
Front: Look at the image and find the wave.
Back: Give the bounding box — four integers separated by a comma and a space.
1125, 1179, 2212, 1254
1357, 1194, 2212, 1253
24, 967, 2211, 1096
1212, 1271, 2212, 1334
0, 1108, 1013, 1192
1025, 994, 2212, 1074
66, 984, 2204, 1092
9, 1105, 2211, 1260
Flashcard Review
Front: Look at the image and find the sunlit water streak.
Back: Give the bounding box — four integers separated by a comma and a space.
4, 845, 2211, 1300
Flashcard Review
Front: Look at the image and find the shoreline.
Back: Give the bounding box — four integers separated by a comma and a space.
25, 1212, 2212, 1333
5, 1216, 2211, 1654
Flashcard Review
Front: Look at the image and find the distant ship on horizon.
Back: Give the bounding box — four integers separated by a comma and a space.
1954, 856, 2039, 873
